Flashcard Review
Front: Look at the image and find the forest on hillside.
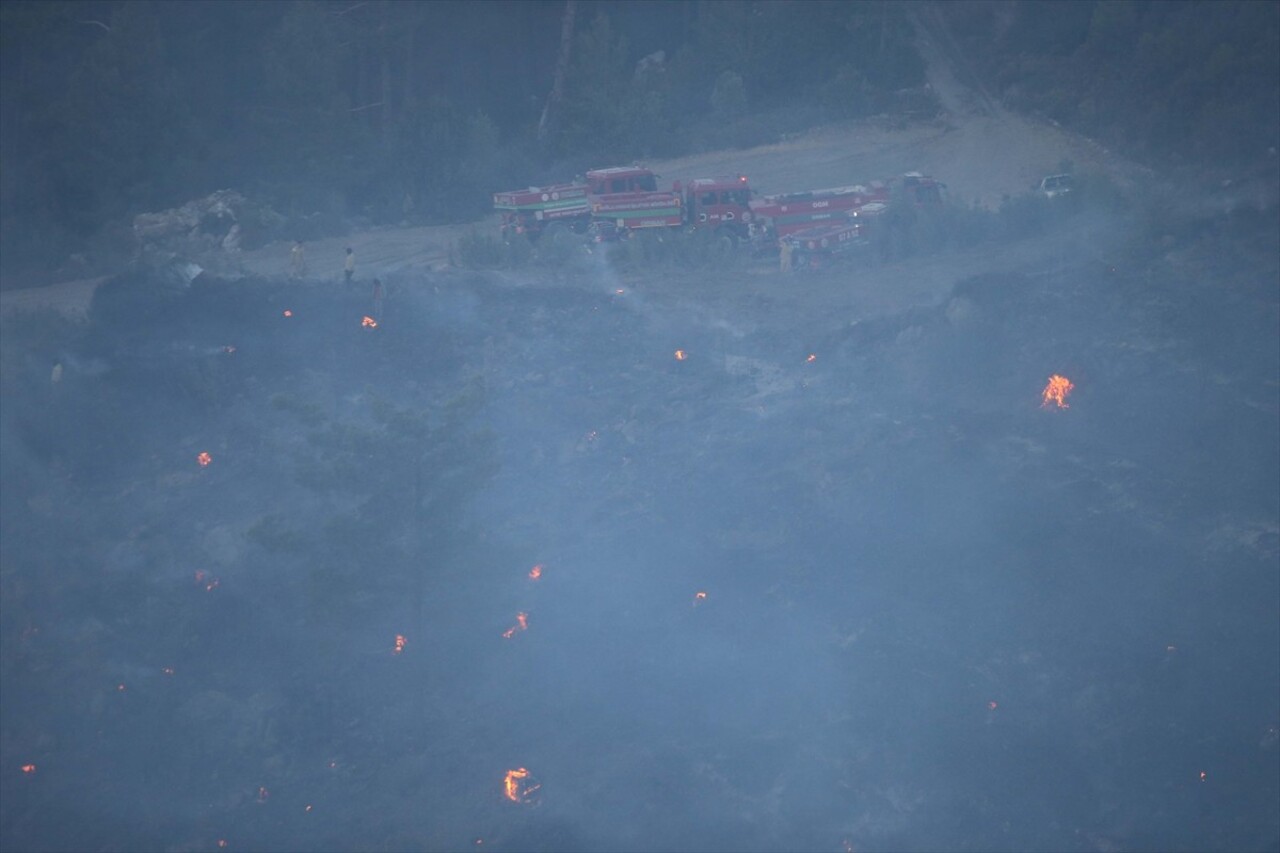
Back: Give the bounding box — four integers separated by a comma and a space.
0, 0, 1275, 280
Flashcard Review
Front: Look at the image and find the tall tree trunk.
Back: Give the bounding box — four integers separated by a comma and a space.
537, 0, 577, 143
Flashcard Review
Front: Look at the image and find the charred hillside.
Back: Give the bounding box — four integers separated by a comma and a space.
2, 200, 1277, 850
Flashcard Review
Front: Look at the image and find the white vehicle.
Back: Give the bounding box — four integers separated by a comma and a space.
1039, 174, 1074, 198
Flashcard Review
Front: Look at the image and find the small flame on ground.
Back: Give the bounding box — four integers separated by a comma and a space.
197, 452, 212, 467
806, 354, 817, 363
305, 804, 313, 813
393, 634, 407, 655
217, 841, 228, 849
987, 700, 998, 711
362, 316, 378, 328
116, 683, 126, 692
1041, 374, 1074, 408
21, 764, 36, 774
528, 564, 543, 580
283, 310, 293, 318
674, 349, 687, 361
503, 767, 541, 803
615, 288, 625, 295
502, 612, 529, 639
693, 591, 707, 607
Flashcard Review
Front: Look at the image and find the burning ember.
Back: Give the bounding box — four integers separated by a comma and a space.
393, 634, 407, 655
674, 349, 687, 361
806, 354, 817, 363
21, 764, 36, 775
501, 612, 529, 639
195, 571, 221, 592
197, 451, 212, 467
283, 309, 293, 318
362, 316, 378, 328
1041, 374, 1074, 409
987, 700, 998, 711
528, 564, 543, 580
693, 590, 708, 607
503, 767, 541, 803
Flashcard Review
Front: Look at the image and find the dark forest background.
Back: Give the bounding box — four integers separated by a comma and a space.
1, 0, 1276, 281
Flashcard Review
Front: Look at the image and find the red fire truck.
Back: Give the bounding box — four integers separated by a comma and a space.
494, 166, 941, 257
494, 166, 752, 243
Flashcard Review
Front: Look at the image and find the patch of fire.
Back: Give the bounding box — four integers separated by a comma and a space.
21, 764, 36, 775
501, 612, 529, 639
693, 590, 708, 607
393, 634, 407, 655
503, 767, 542, 804
194, 570, 220, 592
362, 316, 378, 328
806, 353, 817, 363
1041, 374, 1074, 409
528, 564, 543, 581
197, 451, 213, 467
282, 309, 293, 318
674, 349, 687, 361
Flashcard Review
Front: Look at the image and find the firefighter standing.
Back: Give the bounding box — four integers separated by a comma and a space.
289, 240, 307, 280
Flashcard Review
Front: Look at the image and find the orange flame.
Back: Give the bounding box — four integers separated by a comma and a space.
987, 700, 998, 711
283, 310, 293, 318
217, 841, 228, 849
197, 452, 212, 467
806, 354, 817, 363
674, 349, 687, 361
502, 612, 529, 639
693, 590, 707, 607
1041, 374, 1074, 408
362, 316, 378, 328
21, 764, 36, 774
503, 767, 541, 803
393, 634, 407, 655
528, 564, 543, 580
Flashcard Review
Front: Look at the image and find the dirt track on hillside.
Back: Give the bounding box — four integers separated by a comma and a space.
0, 6, 1142, 322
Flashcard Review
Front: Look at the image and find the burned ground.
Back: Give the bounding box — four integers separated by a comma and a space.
1, 202, 1278, 852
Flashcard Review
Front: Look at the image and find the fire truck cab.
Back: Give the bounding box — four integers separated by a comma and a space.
680, 176, 753, 240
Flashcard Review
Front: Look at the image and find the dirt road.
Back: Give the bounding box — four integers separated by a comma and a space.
0, 8, 1143, 322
